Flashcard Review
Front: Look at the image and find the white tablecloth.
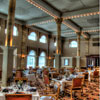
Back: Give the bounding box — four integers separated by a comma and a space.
0, 91, 40, 100
52, 74, 84, 91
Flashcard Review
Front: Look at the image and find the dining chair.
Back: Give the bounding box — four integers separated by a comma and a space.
92, 70, 99, 82
40, 82, 61, 100
65, 77, 83, 100
15, 70, 23, 78
5, 94, 32, 100
83, 72, 89, 86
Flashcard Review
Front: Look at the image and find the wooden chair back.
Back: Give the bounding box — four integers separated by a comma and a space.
83, 72, 89, 80
93, 70, 99, 77
72, 78, 83, 88
5, 94, 32, 100
15, 70, 22, 78
14, 77, 28, 83
43, 75, 50, 85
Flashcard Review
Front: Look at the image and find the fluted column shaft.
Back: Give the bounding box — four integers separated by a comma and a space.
55, 18, 63, 54
77, 32, 81, 56
5, 0, 16, 46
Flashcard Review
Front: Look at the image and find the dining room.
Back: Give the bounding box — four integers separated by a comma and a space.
0, 0, 99, 100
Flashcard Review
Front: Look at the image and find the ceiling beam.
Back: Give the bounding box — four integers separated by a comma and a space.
26, 0, 89, 39
27, 25, 52, 35
0, 13, 25, 25
81, 32, 90, 39
62, 6, 99, 18
27, 0, 61, 18
82, 26, 99, 32
63, 20, 81, 32
26, 16, 54, 25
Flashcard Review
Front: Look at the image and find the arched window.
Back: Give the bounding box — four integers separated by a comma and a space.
39, 52, 46, 68
5, 26, 18, 36
69, 41, 77, 48
27, 50, 36, 68
28, 32, 37, 41
39, 35, 47, 43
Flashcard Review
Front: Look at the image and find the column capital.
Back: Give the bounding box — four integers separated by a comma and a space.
55, 18, 63, 24
76, 32, 81, 36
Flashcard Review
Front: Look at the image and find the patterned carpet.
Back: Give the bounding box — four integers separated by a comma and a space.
59, 81, 99, 100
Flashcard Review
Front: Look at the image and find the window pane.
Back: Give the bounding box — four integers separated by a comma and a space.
69, 41, 77, 48
13, 26, 18, 36
28, 32, 37, 41
39, 52, 46, 68
27, 50, 36, 68
64, 59, 69, 66
40, 35, 47, 43
5, 26, 18, 36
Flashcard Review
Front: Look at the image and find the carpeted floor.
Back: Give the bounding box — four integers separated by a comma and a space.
59, 81, 99, 100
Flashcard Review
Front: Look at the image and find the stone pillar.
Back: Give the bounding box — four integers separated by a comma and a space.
76, 32, 81, 69
1, 0, 16, 86
20, 26, 28, 69
55, 18, 63, 69
85, 38, 90, 55
76, 32, 81, 56
5, 0, 16, 46
0, 46, 15, 86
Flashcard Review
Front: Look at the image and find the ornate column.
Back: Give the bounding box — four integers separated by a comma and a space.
85, 38, 90, 55
55, 18, 63, 69
76, 32, 81, 69
20, 26, 28, 69
5, 0, 16, 46
1, 0, 16, 86
55, 18, 63, 54
77, 32, 81, 56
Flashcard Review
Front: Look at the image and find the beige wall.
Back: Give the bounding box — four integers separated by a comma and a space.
63, 38, 99, 67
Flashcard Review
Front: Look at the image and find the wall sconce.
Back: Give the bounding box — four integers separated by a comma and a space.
21, 54, 26, 58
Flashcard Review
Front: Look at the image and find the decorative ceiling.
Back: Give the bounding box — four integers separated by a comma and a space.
0, 0, 99, 38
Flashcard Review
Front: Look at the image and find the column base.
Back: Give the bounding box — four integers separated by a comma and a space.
55, 54, 61, 69
75, 56, 81, 69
